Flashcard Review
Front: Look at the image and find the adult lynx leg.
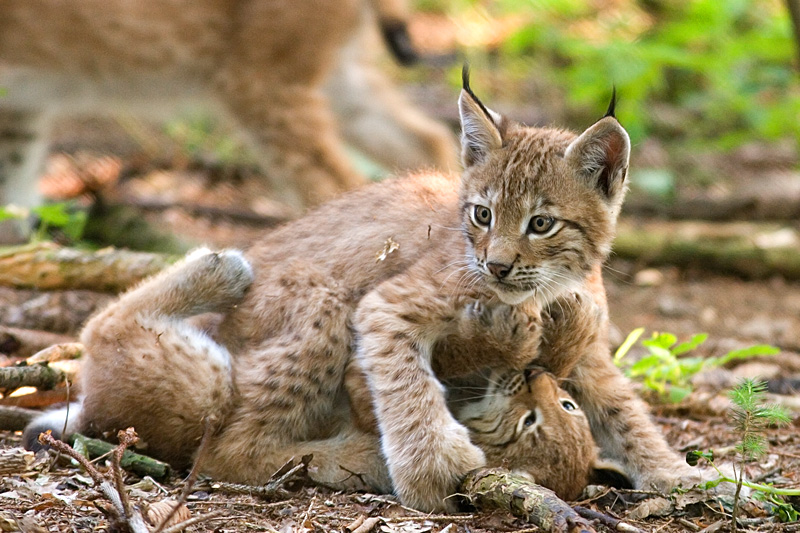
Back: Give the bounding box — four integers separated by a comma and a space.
326, 32, 459, 173
73, 250, 254, 468
0, 109, 51, 242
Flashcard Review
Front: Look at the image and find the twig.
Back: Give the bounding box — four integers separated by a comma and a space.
212, 455, 313, 500
573, 506, 644, 533
38, 431, 150, 533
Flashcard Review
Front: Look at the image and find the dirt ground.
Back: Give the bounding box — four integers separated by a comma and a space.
2, 102, 800, 531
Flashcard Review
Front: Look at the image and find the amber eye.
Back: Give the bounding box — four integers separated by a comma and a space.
473, 205, 492, 227
528, 215, 554, 234
561, 400, 578, 412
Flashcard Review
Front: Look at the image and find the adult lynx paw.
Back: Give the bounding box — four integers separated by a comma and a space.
641, 464, 750, 500
389, 424, 486, 512
459, 301, 541, 369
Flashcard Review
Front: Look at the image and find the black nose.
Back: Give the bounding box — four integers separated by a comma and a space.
487, 262, 512, 279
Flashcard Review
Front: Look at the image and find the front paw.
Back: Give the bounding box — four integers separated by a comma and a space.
461, 301, 541, 368
389, 426, 486, 512
642, 464, 750, 500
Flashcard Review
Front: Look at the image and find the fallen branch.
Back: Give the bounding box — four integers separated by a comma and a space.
462, 467, 595, 533
0, 242, 176, 292
0, 388, 70, 408
0, 362, 65, 391
26, 342, 84, 364
0, 326, 75, 359
71, 434, 171, 481
614, 220, 800, 280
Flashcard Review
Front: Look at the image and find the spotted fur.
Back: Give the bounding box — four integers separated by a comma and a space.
26, 71, 696, 512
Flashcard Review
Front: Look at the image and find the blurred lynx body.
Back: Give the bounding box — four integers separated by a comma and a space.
0, 0, 457, 209
26, 73, 696, 511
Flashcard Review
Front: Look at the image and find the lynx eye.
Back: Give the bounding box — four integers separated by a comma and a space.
522, 412, 537, 427
473, 205, 492, 227
528, 215, 555, 235
561, 400, 578, 412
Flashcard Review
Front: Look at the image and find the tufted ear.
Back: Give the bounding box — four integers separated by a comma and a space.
565, 94, 630, 203
589, 458, 633, 489
459, 66, 504, 167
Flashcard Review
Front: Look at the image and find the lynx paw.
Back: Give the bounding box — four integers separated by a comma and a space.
460, 301, 541, 368
180, 249, 254, 307
390, 425, 486, 512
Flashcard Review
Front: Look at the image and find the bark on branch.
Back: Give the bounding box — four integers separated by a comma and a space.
614, 220, 800, 280
0, 363, 66, 391
0, 242, 176, 292
462, 467, 596, 533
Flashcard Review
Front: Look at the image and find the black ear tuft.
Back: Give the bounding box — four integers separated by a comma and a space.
604, 87, 617, 119
462, 63, 471, 92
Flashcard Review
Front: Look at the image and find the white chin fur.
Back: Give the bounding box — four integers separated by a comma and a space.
494, 288, 535, 305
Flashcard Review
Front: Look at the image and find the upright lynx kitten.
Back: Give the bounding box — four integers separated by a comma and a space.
28, 69, 695, 512
0, 0, 456, 209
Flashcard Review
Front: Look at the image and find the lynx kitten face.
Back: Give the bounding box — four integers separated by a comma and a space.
458, 72, 629, 306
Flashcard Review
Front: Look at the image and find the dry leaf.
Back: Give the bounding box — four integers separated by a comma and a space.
146, 499, 190, 528
627, 496, 673, 520
375, 238, 399, 262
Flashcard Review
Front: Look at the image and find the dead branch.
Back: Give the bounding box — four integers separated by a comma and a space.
462, 467, 595, 533
0, 388, 70, 408
0, 326, 75, 359
614, 220, 800, 280
70, 434, 171, 481
26, 342, 84, 364
573, 506, 644, 533
0, 242, 175, 292
0, 362, 65, 391
0, 405, 38, 431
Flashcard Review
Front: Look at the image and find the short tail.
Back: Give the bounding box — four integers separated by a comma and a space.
22, 402, 82, 451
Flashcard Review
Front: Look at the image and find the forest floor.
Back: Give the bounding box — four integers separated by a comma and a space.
1, 78, 800, 531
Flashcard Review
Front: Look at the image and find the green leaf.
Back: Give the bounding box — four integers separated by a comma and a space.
672, 333, 708, 356
614, 327, 645, 366
643, 332, 678, 351
32, 204, 71, 227
628, 354, 664, 376
668, 385, 692, 403
721, 344, 780, 364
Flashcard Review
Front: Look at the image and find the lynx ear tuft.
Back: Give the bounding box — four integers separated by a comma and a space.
565, 115, 630, 202
604, 87, 617, 119
459, 65, 503, 167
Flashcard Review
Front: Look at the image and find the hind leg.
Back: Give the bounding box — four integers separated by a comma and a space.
25, 250, 254, 468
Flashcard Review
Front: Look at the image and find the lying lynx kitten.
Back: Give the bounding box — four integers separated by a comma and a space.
0, 0, 456, 209
26, 249, 626, 502
28, 68, 696, 511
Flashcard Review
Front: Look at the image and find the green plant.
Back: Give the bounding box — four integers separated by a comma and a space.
614, 328, 780, 402
0, 202, 88, 243
687, 379, 797, 528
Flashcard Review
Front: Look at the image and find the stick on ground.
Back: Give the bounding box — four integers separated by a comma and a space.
461, 467, 596, 533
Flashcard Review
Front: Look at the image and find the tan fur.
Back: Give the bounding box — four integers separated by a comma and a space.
27, 76, 694, 512
0, 0, 457, 209
26, 249, 605, 502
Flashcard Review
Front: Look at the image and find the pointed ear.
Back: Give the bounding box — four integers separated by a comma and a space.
589, 459, 633, 489
565, 116, 630, 202
459, 66, 503, 167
